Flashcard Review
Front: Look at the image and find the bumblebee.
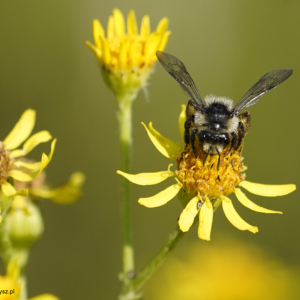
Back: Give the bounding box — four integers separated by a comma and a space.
156, 51, 293, 169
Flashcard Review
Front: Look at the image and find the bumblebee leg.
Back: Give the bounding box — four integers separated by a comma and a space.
190, 128, 197, 157
203, 146, 211, 166
234, 122, 245, 150
216, 147, 221, 170
238, 111, 251, 134
228, 131, 238, 153
184, 114, 195, 146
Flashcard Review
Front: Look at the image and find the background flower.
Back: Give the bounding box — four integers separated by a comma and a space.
145, 236, 300, 300
86, 8, 170, 99
0, 109, 55, 213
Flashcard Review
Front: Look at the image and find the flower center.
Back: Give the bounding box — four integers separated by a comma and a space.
175, 144, 245, 200
0, 142, 13, 184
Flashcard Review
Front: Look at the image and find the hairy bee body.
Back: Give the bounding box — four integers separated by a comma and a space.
185, 96, 250, 158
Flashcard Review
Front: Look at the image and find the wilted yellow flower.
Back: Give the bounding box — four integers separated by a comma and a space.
0, 109, 55, 203
117, 105, 296, 241
145, 237, 300, 300
86, 9, 171, 99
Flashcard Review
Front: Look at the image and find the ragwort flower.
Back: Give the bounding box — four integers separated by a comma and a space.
86, 9, 170, 99
117, 105, 296, 241
0, 109, 55, 202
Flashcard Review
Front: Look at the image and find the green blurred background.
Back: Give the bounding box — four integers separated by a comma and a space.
0, 1, 300, 299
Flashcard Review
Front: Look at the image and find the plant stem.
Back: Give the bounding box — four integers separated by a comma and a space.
117, 96, 135, 284
119, 225, 185, 299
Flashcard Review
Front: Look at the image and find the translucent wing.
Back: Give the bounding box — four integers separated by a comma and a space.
233, 69, 293, 115
156, 51, 204, 106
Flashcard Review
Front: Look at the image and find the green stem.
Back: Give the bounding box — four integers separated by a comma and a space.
117, 96, 135, 284
119, 225, 185, 299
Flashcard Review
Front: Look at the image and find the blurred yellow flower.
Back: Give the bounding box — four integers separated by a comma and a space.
145, 237, 300, 300
0, 259, 59, 300
117, 105, 296, 240
29, 171, 85, 204
0, 109, 56, 201
86, 9, 171, 99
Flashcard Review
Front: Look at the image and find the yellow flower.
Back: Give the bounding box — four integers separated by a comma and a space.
0, 109, 56, 203
117, 105, 296, 241
86, 9, 171, 99
145, 238, 300, 300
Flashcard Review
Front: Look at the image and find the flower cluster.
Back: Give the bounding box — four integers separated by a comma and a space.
86, 9, 170, 99
118, 105, 296, 240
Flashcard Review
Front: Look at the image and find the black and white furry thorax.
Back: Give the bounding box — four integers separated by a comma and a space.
194, 95, 239, 134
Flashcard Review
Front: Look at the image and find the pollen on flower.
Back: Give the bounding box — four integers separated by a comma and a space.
175, 144, 245, 201
0, 142, 13, 184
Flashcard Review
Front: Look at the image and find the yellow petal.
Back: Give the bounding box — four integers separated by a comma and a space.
178, 104, 186, 139
156, 17, 169, 34
113, 8, 125, 36
178, 196, 199, 232
240, 180, 296, 197
119, 41, 129, 69
198, 198, 213, 241
127, 10, 138, 35
2, 181, 17, 196
140, 15, 150, 37
142, 122, 181, 160
30, 187, 56, 199
9, 139, 56, 182
157, 31, 171, 52
117, 169, 174, 185
144, 32, 161, 57
128, 41, 140, 68
138, 184, 181, 208
1, 181, 28, 197
93, 19, 104, 48
85, 41, 101, 58
39, 138, 56, 172
13, 161, 41, 170
107, 15, 114, 38
29, 294, 60, 300
99, 35, 111, 65
9, 170, 34, 182
4, 109, 36, 150
221, 196, 258, 233
11, 131, 52, 158
235, 188, 282, 214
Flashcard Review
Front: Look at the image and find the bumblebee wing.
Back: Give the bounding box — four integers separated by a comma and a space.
233, 69, 293, 115
156, 51, 204, 106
